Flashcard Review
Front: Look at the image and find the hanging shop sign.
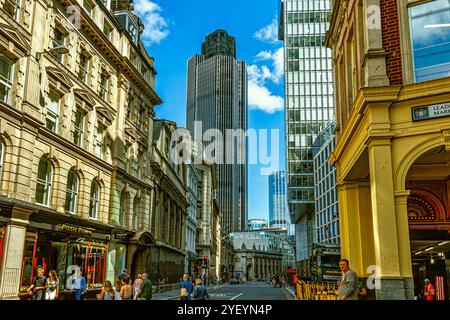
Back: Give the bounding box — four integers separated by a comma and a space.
60, 224, 93, 236
412, 102, 450, 121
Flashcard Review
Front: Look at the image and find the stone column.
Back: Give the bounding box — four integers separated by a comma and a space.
394, 191, 414, 300
368, 137, 412, 299
0, 206, 32, 299
362, 0, 390, 87
337, 181, 376, 276
166, 197, 171, 244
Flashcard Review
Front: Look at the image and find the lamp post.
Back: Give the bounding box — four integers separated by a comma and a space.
36, 45, 70, 61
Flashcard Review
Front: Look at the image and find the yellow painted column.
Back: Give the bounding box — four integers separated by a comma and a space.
368, 138, 401, 277
337, 181, 375, 277
394, 191, 414, 299
367, 137, 414, 299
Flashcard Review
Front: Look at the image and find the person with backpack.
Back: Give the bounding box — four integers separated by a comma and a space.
180, 274, 193, 300
191, 278, 209, 300
27, 268, 47, 300
135, 273, 152, 300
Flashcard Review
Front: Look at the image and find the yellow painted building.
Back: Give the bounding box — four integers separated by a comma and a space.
327, 0, 450, 299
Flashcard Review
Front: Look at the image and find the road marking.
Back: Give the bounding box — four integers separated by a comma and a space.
230, 293, 243, 300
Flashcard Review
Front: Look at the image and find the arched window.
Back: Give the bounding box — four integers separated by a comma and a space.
65, 169, 79, 214
119, 191, 127, 225
35, 158, 53, 206
89, 180, 100, 219
132, 196, 139, 230
0, 141, 5, 182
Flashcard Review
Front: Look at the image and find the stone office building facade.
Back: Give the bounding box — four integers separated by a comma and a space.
0, 0, 189, 299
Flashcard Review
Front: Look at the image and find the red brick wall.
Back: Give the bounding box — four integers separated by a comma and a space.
380, 0, 403, 85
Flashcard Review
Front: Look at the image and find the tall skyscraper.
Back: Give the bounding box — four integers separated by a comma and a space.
269, 171, 292, 232
279, 0, 334, 266
186, 29, 248, 237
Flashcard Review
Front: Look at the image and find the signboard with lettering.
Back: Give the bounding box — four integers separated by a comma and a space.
412, 102, 450, 121
60, 224, 93, 236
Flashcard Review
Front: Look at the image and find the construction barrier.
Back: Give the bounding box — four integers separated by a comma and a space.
296, 281, 339, 300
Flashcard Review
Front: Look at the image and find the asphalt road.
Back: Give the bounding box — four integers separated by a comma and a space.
207, 281, 293, 300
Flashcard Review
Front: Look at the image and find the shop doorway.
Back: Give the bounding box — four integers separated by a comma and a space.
406, 145, 450, 300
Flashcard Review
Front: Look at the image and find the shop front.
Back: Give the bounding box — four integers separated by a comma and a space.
18, 222, 110, 300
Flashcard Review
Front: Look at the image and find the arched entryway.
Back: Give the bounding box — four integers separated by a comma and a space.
246, 264, 252, 281
405, 145, 450, 300
128, 232, 155, 279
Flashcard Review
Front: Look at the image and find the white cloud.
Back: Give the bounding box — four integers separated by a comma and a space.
254, 18, 279, 43
255, 48, 284, 84
133, 0, 169, 45
247, 64, 284, 114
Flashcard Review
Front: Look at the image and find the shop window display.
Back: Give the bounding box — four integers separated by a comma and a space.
19, 228, 107, 293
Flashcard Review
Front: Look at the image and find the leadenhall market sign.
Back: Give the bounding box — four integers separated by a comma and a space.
412, 102, 450, 121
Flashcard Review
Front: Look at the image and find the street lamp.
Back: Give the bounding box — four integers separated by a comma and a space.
36, 45, 70, 61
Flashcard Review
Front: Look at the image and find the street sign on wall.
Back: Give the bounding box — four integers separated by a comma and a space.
412, 102, 450, 121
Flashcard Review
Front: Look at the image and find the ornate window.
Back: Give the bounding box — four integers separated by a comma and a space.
94, 124, 105, 158
0, 141, 5, 184
46, 90, 60, 133
3, 0, 21, 20
73, 110, 85, 147
78, 52, 89, 84
0, 54, 14, 104
119, 191, 127, 225
103, 20, 113, 42
52, 27, 67, 63
98, 72, 109, 101
133, 196, 139, 229
89, 180, 100, 219
65, 169, 79, 214
35, 158, 53, 206
83, 0, 94, 17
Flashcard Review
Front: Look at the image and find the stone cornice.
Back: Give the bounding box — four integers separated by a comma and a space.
331, 86, 401, 165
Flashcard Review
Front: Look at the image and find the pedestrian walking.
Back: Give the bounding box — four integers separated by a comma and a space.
45, 270, 60, 300
337, 259, 358, 300
137, 273, 152, 300
424, 279, 436, 301
74, 270, 87, 300
27, 268, 47, 300
191, 278, 209, 300
181, 274, 193, 300
135, 273, 152, 300
120, 277, 133, 300
114, 279, 122, 300
98, 280, 115, 300
133, 274, 142, 298
119, 268, 130, 282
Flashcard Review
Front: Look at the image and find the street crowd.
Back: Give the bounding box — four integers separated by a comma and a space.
25, 268, 211, 301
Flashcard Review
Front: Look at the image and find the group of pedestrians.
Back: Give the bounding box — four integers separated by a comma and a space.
98, 269, 153, 300
26, 268, 60, 300
271, 274, 284, 288
25, 268, 153, 301
180, 273, 210, 300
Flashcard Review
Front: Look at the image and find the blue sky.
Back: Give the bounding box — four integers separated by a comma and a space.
134, 0, 286, 221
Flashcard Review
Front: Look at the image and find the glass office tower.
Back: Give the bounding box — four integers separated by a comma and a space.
268, 171, 291, 230
186, 30, 248, 235
279, 0, 334, 265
